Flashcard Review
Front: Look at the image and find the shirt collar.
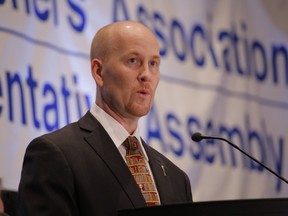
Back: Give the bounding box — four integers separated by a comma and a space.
90, 103, 148, 160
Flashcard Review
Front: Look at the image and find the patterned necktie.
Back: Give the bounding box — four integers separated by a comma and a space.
124, 136, 160, 206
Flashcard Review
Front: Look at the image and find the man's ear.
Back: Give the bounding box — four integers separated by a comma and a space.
91, 59, 104, 86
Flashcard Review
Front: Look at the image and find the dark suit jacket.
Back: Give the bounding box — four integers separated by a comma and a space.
17, 111, 192, 216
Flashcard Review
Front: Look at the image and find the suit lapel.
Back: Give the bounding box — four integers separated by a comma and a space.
78, 112, 146, 208
142, 142, 173, 205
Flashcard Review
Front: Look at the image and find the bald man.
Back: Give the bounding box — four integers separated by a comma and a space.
17, 21, 192, 216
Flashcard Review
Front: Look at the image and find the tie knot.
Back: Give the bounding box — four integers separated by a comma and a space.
124, 136, 140, 152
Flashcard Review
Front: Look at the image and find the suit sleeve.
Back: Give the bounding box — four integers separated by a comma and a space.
17, 137, 78, 216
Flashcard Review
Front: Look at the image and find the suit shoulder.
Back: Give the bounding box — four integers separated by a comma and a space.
32, 111, 96, 143
35, 121, 79, 142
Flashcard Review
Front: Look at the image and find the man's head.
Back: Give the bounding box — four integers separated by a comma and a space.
90, 21, 160, 128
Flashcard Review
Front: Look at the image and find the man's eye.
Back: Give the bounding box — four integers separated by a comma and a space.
150, 60, 159, 67
129, 58, 137, 64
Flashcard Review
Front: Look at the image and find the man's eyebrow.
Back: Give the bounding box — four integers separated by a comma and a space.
152, 55, 161, 61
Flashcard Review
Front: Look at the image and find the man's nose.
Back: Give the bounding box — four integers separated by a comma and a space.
139, 64, 151, 82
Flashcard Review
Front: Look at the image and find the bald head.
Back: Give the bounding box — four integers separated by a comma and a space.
90, 21, 159, 61
89, 20, 161, 131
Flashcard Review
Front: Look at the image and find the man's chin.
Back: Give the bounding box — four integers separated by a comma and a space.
130, 105, 150, 117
